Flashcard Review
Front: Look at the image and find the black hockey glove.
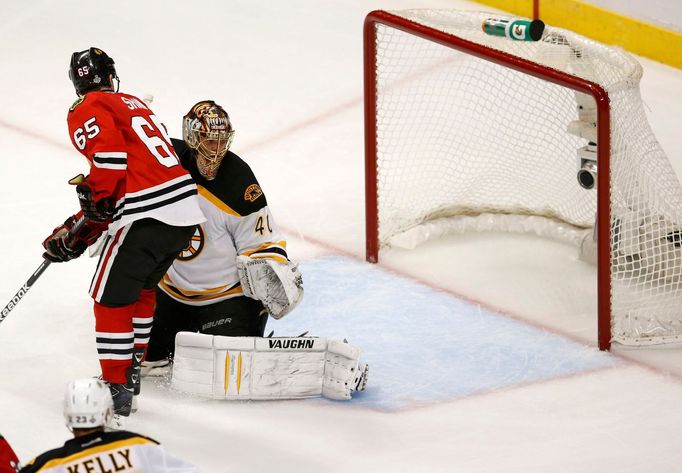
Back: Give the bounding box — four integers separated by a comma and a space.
43, 213, 107, 263
71, 174, 115, 222
42, 215, 88, 262
42, 214, 108, 263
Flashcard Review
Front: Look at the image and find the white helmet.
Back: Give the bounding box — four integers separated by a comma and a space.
63, 378, 114, 430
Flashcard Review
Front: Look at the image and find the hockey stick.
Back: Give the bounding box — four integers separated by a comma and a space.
0, 216, 86, 325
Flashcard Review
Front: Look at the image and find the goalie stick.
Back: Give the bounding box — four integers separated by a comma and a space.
0, 216, 86, 325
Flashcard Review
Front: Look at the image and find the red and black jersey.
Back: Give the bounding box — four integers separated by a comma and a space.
67, 92, 205, 231
0, 435, 19, 473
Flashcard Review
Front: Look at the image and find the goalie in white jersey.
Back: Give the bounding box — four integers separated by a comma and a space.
143, 101, 367, 401
145, 100, 304, 369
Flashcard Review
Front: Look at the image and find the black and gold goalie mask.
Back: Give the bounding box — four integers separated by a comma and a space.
183, 100, 235, 180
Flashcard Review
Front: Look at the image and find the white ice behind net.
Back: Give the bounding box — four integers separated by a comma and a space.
373, 10, 682, 345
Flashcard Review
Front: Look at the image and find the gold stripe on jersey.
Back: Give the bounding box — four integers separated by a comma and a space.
37, 437, 155, 471
242, 241, 288, 264
160, 276, 243, 302
161, 274, 233, 295
197, 185, 240, 216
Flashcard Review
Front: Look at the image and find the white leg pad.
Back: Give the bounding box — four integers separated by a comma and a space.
171, 332, 366, 401
322, 340, 361, 400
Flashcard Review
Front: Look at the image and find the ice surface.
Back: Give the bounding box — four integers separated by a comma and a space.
276, 257, 620, 410
1, 0, 682, 472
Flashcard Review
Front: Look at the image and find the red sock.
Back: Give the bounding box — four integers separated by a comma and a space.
94, 302, 135, 384
133, 288, 156, 358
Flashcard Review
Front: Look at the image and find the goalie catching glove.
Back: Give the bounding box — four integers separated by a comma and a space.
236, 255, 303, 319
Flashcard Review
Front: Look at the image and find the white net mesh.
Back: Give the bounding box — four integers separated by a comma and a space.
370, 10, 682, 345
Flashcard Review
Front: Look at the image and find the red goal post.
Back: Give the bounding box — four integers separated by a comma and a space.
363, 10, 682, 350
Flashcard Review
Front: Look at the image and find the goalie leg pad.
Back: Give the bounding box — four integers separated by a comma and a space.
322, 339, 369, 400
171, 332, 367, 400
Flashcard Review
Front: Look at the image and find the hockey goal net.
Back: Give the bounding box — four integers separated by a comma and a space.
364, 9, 682, 349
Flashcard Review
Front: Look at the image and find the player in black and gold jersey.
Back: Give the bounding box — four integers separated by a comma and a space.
19, 379, 199, 473
144, 101, 303, 373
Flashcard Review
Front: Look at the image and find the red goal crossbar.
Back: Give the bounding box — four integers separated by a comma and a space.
363, 10, 613, 350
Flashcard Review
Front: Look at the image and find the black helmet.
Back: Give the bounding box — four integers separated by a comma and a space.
68, 48, 119, 96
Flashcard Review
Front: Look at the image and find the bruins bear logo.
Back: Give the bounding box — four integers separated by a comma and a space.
244, 184, 263, 202
177, 225, 205, 261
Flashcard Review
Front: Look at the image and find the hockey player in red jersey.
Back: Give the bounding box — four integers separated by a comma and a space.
0, 434, 19, 473
19, 379, 200, 473
41, 48, 205, 420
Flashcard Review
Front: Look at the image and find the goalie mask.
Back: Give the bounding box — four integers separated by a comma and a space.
69, 47, 119, 96
183, 100, 235, 180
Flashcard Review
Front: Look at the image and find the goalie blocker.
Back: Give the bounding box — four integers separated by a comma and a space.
171, 332, 369, 401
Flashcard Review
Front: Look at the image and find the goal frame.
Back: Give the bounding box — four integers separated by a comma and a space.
363, 10, 613, 350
